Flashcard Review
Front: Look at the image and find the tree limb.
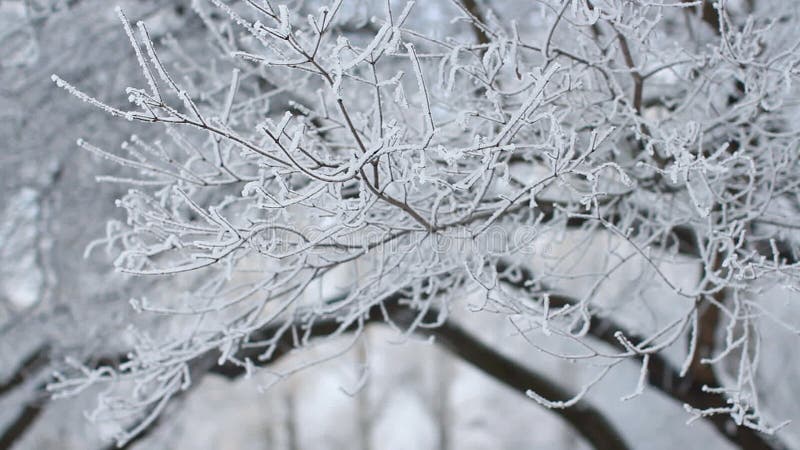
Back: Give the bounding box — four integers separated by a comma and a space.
207, 295, 631, 450
496, 260, 789, 450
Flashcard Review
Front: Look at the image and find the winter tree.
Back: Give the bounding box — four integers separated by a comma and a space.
3, 0, 800, 449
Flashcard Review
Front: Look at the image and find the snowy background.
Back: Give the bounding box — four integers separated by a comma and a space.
1, 1, 799, 449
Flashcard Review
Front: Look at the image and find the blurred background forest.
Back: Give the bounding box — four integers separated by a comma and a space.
1, 1, 799, 449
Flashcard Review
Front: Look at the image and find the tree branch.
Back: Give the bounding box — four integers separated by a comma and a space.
0, 399, 45, 450
206, 296, 631, 450
496, 261, 789, 450
0, 345, 49, 398
0, 346, 50, 450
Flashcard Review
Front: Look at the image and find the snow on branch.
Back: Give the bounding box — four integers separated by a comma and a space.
46, 0, 800, 446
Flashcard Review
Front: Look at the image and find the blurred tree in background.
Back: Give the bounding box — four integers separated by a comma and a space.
2, 1, 800, 449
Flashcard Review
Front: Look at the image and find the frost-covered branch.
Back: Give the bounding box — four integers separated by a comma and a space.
44, 0, 800, 446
